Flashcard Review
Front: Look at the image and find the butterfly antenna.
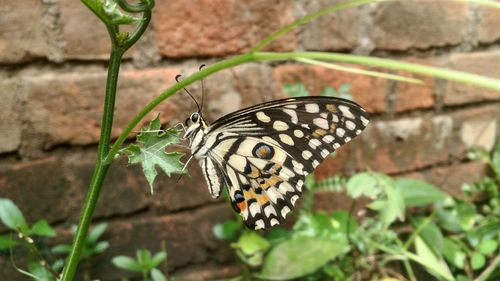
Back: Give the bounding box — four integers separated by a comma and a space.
175, 74, 201, 112
199, 64, 206, 114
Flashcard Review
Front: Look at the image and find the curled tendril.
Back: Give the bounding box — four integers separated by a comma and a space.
117, 0, 155, 13
118, 0, 155, 50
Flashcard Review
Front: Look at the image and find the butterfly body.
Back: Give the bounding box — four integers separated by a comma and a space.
184, 97, 369, 230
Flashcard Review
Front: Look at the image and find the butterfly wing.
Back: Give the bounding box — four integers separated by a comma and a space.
202, 96, 369, 229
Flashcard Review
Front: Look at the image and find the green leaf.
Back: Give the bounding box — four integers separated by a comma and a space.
87, 223, 108, 244
374, 173, 405, 226
151, 268, 167, 281
30, 220, 56, 237
331, 210, 358, 234
28, 262, 56, 281
467, 147, 491, 163
265, 228, 291, 245
409, 236, 455, 281
457, 275, 472, 281
283, 83, 309, 97
51, 244, 72, 254
124, 116, 185, 193
258, 237, 343, 280
232, 231, 270, 256
346, 172, 380, 199
150, 251, 167, 268
137, 249, 152, 267
92, 241, 109, 254
443, 238, 467, 269
411, 217, 444, 256
0, 198, 29, 233
396, 178, 446, 206
213, 220, 242, 240
478, 239, 498, 255
0, 234, 18, 250
112, 256, 143, 272
471, 252, 486, 270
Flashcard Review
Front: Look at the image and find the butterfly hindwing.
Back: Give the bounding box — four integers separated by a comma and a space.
199, 97, 369, 230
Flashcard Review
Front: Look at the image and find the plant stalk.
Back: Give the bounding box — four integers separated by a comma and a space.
60, 49, 124, 281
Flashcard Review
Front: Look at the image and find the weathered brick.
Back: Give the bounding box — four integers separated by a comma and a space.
0, 0, 49, 63
394, 74, 435, 112
0, 151, 150, 230
402, 161, 489, 198
19, 67, 180, 151
372, 1, 468, 50
477, 6, 500, 44
83, 204, 234, 280
347, 105, 500, 174
202, 63, 277, 120
297, 0, 362, 51
394, 58, 436, 112
153, 0, 296, 58
0, 79, 22, 153
273, 64, 388, 113
443, 51, 500, 106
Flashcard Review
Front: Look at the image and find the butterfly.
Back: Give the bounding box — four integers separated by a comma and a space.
182, 94, 370, 230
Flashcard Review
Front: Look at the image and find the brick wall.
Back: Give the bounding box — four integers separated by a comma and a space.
1, 0, 499, 280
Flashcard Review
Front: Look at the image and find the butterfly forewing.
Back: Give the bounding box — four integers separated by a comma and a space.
197, 97, 369, 230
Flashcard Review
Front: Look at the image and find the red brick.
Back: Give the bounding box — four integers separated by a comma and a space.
477, 6, 500, 44
0, 79, 22, 153
153, 0, 296, 58
394, 74, 435, 112
298, 0, 362, 51
348, 105, 500, 174
20, 67, 181, 151
394, 58, 436, 112
443, 51, 500, 106
273, 64, 388, 113
372, 1, 468, 50
402, 161, 489, 198
0, 0, 49, 63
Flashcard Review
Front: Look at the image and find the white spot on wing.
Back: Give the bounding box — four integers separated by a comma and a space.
323, 135, 334, 143
256, 111, 271, 123
339, 105, 355, 119
302, 150, 312, 160
255, 219, 265, 230
249, 202, 260, 216
291, 195, 299, 205
264, 205, 277, 217
312, 160, 320, 168
273, 120, 289, 131
345, 120, 356, 130
283, 109, 298, 124
308, 139, 321, 149
294, 129, 304, 138
279, 134, 294, 145
305, 103, 320, 113
361, 115, 369, 126
321, 149, 329, 158
313, 118, 329, 129
336, 128, 346, 137
281, 206, 291, 218
270, 218, 280, 226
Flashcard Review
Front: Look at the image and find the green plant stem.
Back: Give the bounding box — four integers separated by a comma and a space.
403, 210, 436, 250
61, 48, 124, 281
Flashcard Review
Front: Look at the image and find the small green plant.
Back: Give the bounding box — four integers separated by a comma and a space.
112, 249, 171, 281
214, 141, 500, 281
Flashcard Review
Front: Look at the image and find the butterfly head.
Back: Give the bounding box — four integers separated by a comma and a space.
184, 112, 207, 139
